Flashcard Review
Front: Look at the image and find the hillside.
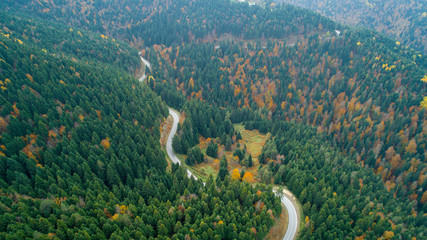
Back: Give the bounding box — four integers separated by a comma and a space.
1, 0, 426, 239
146, 35, 426, 238
148, 27, 426, 202
1, 0, 338, 46
0, 13, 282, 239
281, 0, 427, 54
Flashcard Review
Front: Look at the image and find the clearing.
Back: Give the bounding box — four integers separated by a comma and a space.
190, 123, 270, 181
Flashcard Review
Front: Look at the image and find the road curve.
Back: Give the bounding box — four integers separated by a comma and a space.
140, 56, 298, 239
166, 108, 198, 180
280, 194, 299, 240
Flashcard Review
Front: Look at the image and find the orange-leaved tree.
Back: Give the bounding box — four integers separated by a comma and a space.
242, 172, 253, 183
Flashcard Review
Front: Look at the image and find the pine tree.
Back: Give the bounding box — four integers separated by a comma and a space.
206, 140, 218, 158
248, 154, 253, 167
225, 137, 232, 151
217, 155, 229, 182
236, 132, 242, 141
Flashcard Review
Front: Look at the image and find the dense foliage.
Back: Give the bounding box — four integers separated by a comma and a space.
2, 0, 337, 46
0, 14, 282, 239
0, 13, 141, 72
1, 0, 426, 239
146, 31, 426, 211
259, 121, 427, 239
127, 2, 425, 239
172, 100, 235, 155
281, 0, 427, 54
206, 140, 219, 158
185, 146, 205, 166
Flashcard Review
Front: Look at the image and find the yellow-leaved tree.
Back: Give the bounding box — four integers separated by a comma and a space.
101, 138, 110, 150
0, 117, 7, 131
383, 231, 394, 239
231, 168, 240, 180
26, 73, 33, 82
405, 139, 417, 154
421, 96, 427, 110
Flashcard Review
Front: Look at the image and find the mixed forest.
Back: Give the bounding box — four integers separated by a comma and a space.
0, 11, 282, 239
281, 0, 427, 54
2, 0, 338, 46
1, 0, 426, 239
147, 36, 426, 238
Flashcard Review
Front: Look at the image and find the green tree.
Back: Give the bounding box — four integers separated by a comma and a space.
206, 140, 218, 158
217, 155, 229, 182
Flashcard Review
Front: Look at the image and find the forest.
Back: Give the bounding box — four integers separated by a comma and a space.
1, 0, 426, 239
2, 0, 338, 47
258, 121, 426, 238
0, 12, 282, 239
281, 0, 427, 54
146, 29, 426, 205
145, 37, 426, 238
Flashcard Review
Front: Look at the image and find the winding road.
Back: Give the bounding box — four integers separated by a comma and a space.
140, 54, 299, 240
166, 109, 198, 180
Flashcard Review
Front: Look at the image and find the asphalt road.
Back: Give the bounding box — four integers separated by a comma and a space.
138, 52, 151, 82
280, 194, 299, 240
166, 108, 198, 180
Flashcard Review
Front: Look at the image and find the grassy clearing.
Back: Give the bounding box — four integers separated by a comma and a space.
181, 152, 218, 181
233, 124, 269, 159
190, 123, 269, 182
194, 165, 217, 179
232, 124, 270, 181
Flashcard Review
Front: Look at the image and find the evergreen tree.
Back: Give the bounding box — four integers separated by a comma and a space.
247, 154, 253, 167
206, 140, 218, 158
217, 155, 229, 182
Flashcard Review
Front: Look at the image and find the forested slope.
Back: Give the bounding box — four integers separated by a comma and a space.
281, 0, 427, 54
140, 18, 426, 239
0, 13, 282, 239
148, 37, 426, 238
0, 13, 141, 72
1, 0, 426, 239
147, 26, 426, 205
2, 0, 338, 46
258, 121, 426, 238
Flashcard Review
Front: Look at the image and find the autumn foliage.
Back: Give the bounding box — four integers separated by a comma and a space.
231, 168, 241, 180
101, 138, 110, 150
242, 172, 254, 183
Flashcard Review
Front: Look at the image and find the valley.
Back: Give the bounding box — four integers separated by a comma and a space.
0, 0, 426, 239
